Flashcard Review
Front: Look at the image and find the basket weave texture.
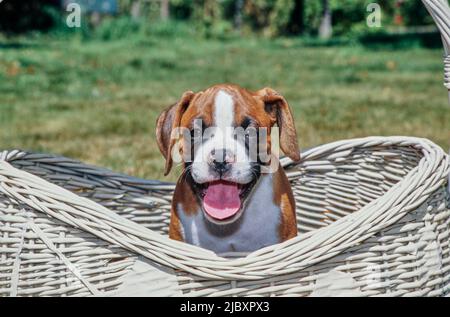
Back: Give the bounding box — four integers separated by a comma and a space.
1, 0, 450, 298
1, 136, 449, 296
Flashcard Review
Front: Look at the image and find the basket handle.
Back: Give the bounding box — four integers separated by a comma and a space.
422, 0, 450, 102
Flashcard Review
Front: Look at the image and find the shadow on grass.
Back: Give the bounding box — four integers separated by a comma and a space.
359, 31, 443, 50
0, 42, 43, 49
273, 31, 443, 51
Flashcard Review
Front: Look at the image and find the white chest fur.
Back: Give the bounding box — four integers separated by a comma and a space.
177, 174, 282, 254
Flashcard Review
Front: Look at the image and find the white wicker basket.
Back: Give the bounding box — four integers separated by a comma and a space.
1, 0, 450, 297
1, 136, 449, 296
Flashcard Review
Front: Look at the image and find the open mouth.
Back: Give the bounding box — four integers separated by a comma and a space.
193, 179, 257, 224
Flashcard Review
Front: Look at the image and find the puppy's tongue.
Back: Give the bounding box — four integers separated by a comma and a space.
203, 181, 241, 220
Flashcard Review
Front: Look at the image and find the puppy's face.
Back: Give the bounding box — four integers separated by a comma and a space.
156, 84, 300, 224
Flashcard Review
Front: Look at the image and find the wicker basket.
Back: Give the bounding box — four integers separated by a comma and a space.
1, 136, 449, 296
1, 0, 450, 297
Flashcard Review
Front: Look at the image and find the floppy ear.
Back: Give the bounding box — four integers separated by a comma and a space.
156, 91, 195, 175
257, 87, 301, 162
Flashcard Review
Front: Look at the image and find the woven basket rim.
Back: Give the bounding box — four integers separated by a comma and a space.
0, 135, 448, 280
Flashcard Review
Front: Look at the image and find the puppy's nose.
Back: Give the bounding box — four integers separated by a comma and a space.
209, 149, 234, 174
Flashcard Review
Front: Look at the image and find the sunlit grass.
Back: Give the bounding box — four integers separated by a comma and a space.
0, 35, 449, 182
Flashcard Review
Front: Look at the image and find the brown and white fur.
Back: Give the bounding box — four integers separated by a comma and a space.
156, 84, 300, 254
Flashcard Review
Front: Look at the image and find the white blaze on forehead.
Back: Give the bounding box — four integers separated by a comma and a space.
214, 90, 234, 129
191, 89, 252, 184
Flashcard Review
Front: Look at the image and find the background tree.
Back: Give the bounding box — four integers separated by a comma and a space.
0, 0, 59, 33
319, 0, 332, 39
0, 0, 440, 38
161, 0, 170, 20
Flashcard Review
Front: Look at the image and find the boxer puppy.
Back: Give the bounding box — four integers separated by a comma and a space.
156, 84, 300, 254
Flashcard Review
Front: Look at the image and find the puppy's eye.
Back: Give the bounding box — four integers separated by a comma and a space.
241, 117, 252, 130
245, 132, 250, 144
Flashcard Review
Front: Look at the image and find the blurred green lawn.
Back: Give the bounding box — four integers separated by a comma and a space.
0, 36, 449, 182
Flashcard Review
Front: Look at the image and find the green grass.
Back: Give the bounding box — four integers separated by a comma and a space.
0, 35, 449, 182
